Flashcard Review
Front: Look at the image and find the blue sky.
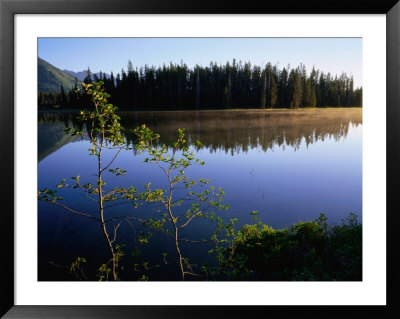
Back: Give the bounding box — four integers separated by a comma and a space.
38, 38, 362, 88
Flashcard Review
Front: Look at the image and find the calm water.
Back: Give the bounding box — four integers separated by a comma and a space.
38, 108, 362, 280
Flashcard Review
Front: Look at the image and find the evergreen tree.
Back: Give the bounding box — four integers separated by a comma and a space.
83, 67, 92, 84
260, 70, 267, 109
303, 79, 315, 107
269, 77, 278, 108
195, 68, 200, 108
353, 88, 362, 106
289, 70, 302, 108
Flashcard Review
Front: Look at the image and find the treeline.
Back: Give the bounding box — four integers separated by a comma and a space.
38, 60, 362, 109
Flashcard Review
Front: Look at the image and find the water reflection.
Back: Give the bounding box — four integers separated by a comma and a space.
38, 108, 362, 281
39, 109, 362, 159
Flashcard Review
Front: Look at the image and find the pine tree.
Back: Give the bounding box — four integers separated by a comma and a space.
83, 67, 92, 84
269, 77, 278, 108
289, 70, 302, 108
127, 60, 133, 74
303, 79, 314, 107
353, 88, 362, 106
310, 88, 317, 107
278, 67, 289, 107
223, 86, 229, 108
110, 72, 115, 89
260, 71, 267, 109
195, 68, 200, 108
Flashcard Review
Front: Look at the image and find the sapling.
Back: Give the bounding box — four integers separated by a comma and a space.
134, 125, 229, 280
39, 81, 132, 281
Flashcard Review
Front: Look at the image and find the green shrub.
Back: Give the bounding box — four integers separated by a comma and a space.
213, 213, 362, 281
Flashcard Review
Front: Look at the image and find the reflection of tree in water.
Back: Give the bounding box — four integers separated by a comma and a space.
39, 112, 85, 133
121, 109, 362, 154
38, 109, 362, 156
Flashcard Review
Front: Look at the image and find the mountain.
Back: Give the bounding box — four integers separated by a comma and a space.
38, 57, 79, 93
63, 69, 111, 82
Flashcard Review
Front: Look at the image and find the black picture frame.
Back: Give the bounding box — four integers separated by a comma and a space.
1, 0, 399, 318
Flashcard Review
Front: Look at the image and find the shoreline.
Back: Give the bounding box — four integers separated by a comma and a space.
38, 106, 363, 113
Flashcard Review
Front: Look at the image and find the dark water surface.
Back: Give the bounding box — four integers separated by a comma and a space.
38, 108, 362, 280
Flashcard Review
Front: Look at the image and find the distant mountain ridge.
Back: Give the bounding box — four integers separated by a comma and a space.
38, 57, 79, 93
63, 69, 111, 82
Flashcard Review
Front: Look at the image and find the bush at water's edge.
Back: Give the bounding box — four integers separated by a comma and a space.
209, 213, 362, 281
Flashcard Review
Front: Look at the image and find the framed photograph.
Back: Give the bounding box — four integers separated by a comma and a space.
1, 0, 399, 318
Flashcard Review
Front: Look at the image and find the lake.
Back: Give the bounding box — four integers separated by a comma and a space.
38, 108, 362, 280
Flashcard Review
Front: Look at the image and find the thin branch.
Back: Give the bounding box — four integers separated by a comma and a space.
104, 189, 119, 198
48, 261, 87, 280
171, 196, 198, 204
179, 212, 202, 229
103, 201, 133, 210
51, 202, 100, 221
48, 261, 68, 269
183, 272, 205, 278
104, 215, 146, 224
110, 221, 122, 245
101, 147, 123, 173
179, 238, 207, 244
123, 217, 138, 242
74, 183, 98, 204
179, 204, 212, 229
